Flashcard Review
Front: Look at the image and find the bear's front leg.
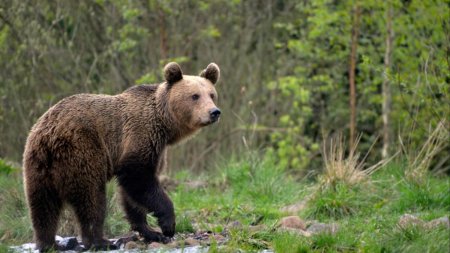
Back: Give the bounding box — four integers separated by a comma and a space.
117, 170, 175, 243
120, 188, 174, 243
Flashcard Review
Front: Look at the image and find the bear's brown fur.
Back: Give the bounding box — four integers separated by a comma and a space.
23, 62, 221, 251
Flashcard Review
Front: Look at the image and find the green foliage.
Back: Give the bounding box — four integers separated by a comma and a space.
0, 173, 31, 244
218, 153, 305, 207
307, 183, 368, 219
382, 224, 450, 253
0, 0, 448, 174
0, 154, 449, 251
0, 0, 449, 250
200, 25, 221, 39
272, 233, 309, 253
266, 0, 449, 169
0, 160, 17, 175
267, 76, 319, 171
175, 214, 195, 233
103, 181, 129, 237
135, 72, 157, 85
394, 177, 450, 213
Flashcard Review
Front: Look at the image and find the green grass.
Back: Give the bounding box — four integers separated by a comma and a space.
0, 155, 449, 252
0, 172, 32, 244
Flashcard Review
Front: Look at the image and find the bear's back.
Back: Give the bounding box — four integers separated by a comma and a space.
24, 93, 126, 174
24, 85, 161, 175
31, 93, 124, 139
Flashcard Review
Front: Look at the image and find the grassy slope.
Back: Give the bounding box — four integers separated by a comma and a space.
0, 156, 449, 252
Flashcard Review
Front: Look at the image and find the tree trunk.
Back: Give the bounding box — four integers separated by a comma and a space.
382, 2, 394, 159
158, 8, 168, 60
349, 3, 360, 148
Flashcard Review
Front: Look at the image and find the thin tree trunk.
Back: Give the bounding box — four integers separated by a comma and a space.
382, 2, 394, 158
158, 8, 168, 60
349, 3, 360, 148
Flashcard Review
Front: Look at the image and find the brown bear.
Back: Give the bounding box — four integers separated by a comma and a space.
22, 62, 221, 251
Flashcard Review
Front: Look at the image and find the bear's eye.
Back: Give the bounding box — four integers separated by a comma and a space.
192, 94, 200, 101
210, 93, 215, 99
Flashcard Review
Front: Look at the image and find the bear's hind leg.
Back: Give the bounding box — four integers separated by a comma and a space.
27, 184, 63, 252
68, 184, 116, 250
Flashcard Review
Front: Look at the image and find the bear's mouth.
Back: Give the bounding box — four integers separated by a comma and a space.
200, 118, 219, 126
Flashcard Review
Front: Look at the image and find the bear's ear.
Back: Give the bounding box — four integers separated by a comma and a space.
164, 62, 183, 85
200, 63, 220, 85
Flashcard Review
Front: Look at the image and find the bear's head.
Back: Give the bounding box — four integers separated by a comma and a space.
162, 62, 221, 136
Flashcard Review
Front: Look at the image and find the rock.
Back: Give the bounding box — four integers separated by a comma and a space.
124, 241, 139, 250
56, 237, 79, 251
279, 216, 306, 230
113, 233, 139, 249
148, 242, 163, 249
280, 200, 308, 215
307, 222, 339, 235
425, 216, 450, 229
184, 238, 200, 246
397, 214, 425, 229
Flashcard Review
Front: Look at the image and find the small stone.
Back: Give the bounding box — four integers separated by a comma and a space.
113, 234, 138, 249
307, 222, 339, 235
184, 238, 200, 246
148, 242, 163, 249
398, 214, 425, 229
425, 216, 450, 229
124, 241, 139, 250
57, 237, 79, 250
279, 216, 306, 230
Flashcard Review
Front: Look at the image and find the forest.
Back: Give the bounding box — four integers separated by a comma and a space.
0, 0, 449, 252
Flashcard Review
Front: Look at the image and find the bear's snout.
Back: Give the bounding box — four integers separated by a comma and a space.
209, 108, 221, 122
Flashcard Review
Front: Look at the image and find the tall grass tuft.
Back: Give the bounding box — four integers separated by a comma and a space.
320, 134, 391, 189
307, 134, 393, 219
401, 120, 449, 185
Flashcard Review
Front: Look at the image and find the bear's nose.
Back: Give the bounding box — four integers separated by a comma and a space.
209, 108, 221, 121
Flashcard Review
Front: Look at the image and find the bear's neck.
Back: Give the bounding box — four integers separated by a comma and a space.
154, 84, 198, 145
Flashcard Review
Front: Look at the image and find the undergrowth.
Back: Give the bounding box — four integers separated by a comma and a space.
0, 149, 448, 252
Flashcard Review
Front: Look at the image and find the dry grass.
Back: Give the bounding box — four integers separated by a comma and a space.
401, 120, 449, 184
320, 134, 393, 189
